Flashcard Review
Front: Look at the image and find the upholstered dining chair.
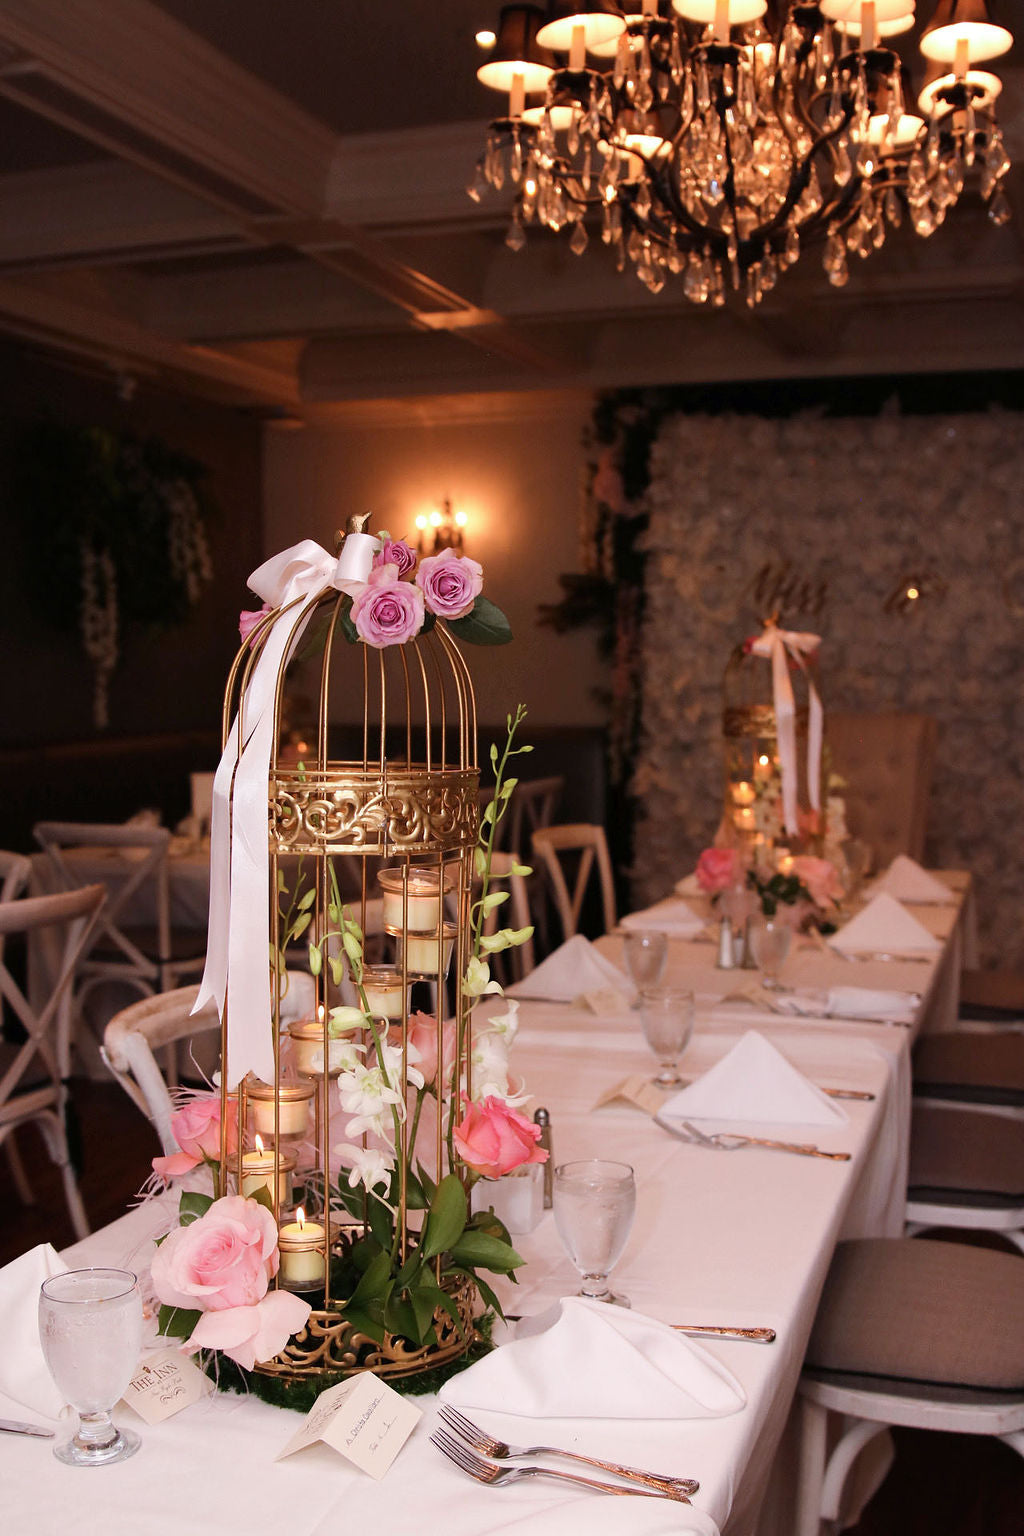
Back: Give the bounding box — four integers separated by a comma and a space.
904, 1102, 1024, 1254
913, 1028, 1024, 1109
825, 711, 938, 867
797, 1237, 1024, 1536
0, 882, 106, 1240
531, 823, 616, 944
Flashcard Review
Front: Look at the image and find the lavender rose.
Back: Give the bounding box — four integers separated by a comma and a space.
350, 564, 425, 648
373, 539, 417, 577
416, 549, 483, 620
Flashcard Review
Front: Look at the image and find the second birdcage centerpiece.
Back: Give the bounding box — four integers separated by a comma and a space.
149, 522, 540, 1401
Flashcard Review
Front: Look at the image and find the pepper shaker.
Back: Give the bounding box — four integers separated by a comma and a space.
533, 1107, 553, 1207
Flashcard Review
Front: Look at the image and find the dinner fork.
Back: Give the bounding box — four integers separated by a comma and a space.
438, 1405, 698, 1495
430, 1430, 692, 1500
669, 1118, 851, 1161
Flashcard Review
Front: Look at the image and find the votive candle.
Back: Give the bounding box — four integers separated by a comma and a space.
240, 1137, 296, 1203
277, 1207, 326, 1290
378, 866, 449, 932
397, 924, 456, 977
247, 1078, 315, 1138
361, 964, 408, 1021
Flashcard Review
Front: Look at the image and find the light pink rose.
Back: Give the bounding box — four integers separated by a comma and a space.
453, 1095, 548, 1179
789, 856, 843, 910
696, 846, 745, 895
351, 564, 425, 647
373, 539, 417, 577
415, 549, 483, 620
183, 1290, 311, 1371
239, 602, 273, 646
407, 1010, 456, 1087
150, 1194, 279, 1313
152, 1093, 238, 1182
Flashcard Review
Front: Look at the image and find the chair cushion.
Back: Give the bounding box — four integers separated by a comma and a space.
959, 968, 1024, 1021
909, 1105, 1024, 1202
805, 1238, 1024, 1390
913, 1031, 1024, 1107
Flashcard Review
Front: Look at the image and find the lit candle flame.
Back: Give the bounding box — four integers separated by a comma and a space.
254, 1134, 264, 1155
317, 1003, 325, 1024
295, 1206, 306, 1231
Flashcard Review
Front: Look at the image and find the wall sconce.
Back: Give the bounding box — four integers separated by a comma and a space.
883, 570, 948, 615
415, 496, 468, 556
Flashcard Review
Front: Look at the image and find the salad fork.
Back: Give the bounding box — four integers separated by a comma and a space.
438, 1405, 698, 1494
430, 1430, 692, 1500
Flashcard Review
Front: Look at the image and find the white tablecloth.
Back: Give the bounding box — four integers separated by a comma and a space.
0, 878, 972, 1536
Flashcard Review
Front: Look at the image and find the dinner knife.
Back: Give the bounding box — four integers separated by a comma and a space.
0, 1418, 55, 1438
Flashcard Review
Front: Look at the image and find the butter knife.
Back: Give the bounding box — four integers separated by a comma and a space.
673, 1324, 776, 1343
0, 1418, 55, 1438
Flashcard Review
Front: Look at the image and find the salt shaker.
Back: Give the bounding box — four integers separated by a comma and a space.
716, 914, 735, 969
533, 1107, 553, 1207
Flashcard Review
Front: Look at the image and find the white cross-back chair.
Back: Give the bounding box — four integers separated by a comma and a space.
531, 823, 616, 943
0, 850, 31, 906
0, 882, 106, 1240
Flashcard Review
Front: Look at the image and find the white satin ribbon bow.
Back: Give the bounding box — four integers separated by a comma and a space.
194, 534, 379, 1088
748, 621, 823, 838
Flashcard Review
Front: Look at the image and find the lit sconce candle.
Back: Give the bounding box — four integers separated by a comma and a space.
361, 964, 408, 1021
777, 853, 795, 876
247, 1077, 315, 1139
240, 1136, 296, 1203
731, 780, 756, 807
397, 924, 456, 978
754, 753, 774, 781
734, 807, 756, 831
277, 1207, 326, 1291
378, 866, 449, 932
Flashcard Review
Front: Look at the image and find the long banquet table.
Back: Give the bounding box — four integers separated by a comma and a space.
0, 877, 973, 1536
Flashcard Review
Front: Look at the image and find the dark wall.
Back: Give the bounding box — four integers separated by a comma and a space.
0, 342, 263, 845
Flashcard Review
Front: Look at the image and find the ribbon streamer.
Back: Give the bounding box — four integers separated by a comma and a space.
195, 534, 380, 1088
748, 621, 823, 838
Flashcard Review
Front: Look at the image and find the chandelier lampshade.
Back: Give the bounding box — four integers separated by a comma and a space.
476, 4, 556, 94
470, 0, 1014, 305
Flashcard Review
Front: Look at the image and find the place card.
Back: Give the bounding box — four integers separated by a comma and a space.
122, 1348, 212, 1424
593, 1074, 668, 1115
275, 1373, 421, 1478
579, 987, 632, 1016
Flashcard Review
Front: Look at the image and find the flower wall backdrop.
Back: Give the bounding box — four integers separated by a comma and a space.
631, 401, 1024, 966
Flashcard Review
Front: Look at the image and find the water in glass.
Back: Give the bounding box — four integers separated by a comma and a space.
639, 986, 694, 1085
623, 930, 667, 990
748, 917, 792, 990
553, 1159, 636, 1307
39, 1268, 143, 1466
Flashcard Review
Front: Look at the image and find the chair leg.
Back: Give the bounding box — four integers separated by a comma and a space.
797, 1394, 828, 1536
4, 1134, 36, 1206
33, 1108, 92, 1242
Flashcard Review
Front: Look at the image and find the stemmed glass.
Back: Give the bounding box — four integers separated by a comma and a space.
553, 1159, 636, 1308
748, 916, 792, 991
639, 986, 694, 1086
623, 930, 667, 991
38, 1268, 143, 1466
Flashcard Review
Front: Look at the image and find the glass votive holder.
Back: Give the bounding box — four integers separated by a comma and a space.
247, 1077, 315, 1139
277, 1209, 327, 1292
377, 865, 452, 932
393, 923, 456, 978
240, 1142, 296, 1203
471, 1163, 544, 1235
361, 964, 408, 1021
288, 1018, 356, 1077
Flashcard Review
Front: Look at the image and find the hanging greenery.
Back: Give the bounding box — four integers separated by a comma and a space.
12, 422, 214, 729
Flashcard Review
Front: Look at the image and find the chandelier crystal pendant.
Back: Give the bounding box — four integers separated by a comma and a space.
470, 0, 1014, 307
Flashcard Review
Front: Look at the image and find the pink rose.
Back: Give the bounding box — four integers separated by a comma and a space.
407, 1010, 456, 1087
184, 1290, 311, 1372
351, 564, 425, 648
789, 856, 843, 910
415, 549, 483, 620
373, 539, 416, 577
150, 1194, 279, 1313
152, 1093, 238, 1182
453, 1095, 548, 1179
696, 846, 745, 895
239, 602, 273, 646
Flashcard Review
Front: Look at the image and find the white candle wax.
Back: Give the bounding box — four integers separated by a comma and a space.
278, 1218, 326, 1289
249, 1081, 314, 1138
240, 1147, 294, 1203
399, 928, 455, 976
378, 868, 446, 932
362, 968, 407, 1020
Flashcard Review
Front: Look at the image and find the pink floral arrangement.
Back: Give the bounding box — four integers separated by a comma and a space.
150, 1194, 310, 1371
453, 1095, 548, 1180
788, 855, 843, 910
151, 1092, 237, 1183
695, 846, 746, 895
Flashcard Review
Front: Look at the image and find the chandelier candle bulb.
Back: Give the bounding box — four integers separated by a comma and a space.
861, 1, 877, 51
569, 24, 586, 70
277, 1209, 327, 1291
378, 867, 448, 932
240, 1138, 296, 1203
509, 70, 525, 118
247, 1079, 315, 1139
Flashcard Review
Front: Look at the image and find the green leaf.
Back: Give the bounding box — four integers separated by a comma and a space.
420, 1173, 468, 1260
288, 911, 311, 942
447, 1230, 524, 1273
178, 1191, 213, 1226
416, 1161, 437, 1204
508, 861, 532, 877
297, 887, 316, 912
404, 1167, 429, 1211
384, 1290, 427, 1346
308, 943, 322, 976
409, 1268, 462, 1339
349, 1247, 394, 1309
157, 1304, 202, 1341
481, 800, 496, 826
480, 890, 508, 913
339, 602, 359, 644
337, 1301, 385, 1344
447, 596, 513, 646
499, 777, 518, 801
250, 1184, 275, 1214
366, 1192, 394, 1251
446, 1265, 506, 1321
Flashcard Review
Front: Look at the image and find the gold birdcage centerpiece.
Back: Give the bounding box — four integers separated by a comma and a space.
148, 519, 542, 1396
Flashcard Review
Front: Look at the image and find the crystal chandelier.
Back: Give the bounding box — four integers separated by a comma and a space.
469, 1, 1015, 307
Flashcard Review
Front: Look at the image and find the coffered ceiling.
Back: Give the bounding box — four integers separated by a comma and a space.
0, 0, 1019, 417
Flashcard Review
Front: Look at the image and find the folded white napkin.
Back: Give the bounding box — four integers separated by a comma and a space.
506, 935, 632, 1004
440, 1296, 745, 1420
658, 1031, 847, 1128
674, 873, 702, 896
866, 855, 955, 905
621, 899, 705, 939
0, 1244, 69, 1419
771, 985, 919, 1026
829, 892, 941, 956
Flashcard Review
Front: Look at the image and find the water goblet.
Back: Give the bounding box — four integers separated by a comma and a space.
638, 986, 694, 1086
552, 1159, 636, 1308
623, 930, 667, 991
38, 1268, 143, 1466
748, 915, 792, 991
